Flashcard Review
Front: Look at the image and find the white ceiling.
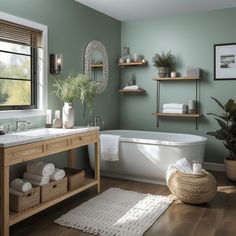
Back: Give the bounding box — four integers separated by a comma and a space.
75, 0, 236, 21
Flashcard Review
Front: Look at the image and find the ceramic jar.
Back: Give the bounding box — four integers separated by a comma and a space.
62, 102, 74, 129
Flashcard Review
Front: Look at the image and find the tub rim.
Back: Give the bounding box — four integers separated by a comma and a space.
100, 129, 207, 147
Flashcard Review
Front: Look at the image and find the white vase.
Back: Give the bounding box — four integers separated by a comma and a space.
62, 102, 74, 129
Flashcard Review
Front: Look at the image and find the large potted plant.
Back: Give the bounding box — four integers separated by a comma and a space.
152, 51, 175, 78
207, 97, 236, 181
53, 73, 96, 128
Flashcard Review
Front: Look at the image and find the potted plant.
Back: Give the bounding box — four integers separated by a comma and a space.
152, 51, 175, 78
53, 73, 96, 128
207, 97, 236, 181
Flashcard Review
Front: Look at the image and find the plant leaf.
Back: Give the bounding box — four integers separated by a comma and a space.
214, 118, 227, 130
206, 112, 228, 121
210, 96, 225, 111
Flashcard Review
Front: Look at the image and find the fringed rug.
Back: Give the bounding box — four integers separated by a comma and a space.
55, 188, 173, 236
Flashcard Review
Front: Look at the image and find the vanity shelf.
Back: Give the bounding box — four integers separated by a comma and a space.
153, 75, 201, 129
9, 178, 97, 226
118, 88, 146, 94
118, 61, 147, 66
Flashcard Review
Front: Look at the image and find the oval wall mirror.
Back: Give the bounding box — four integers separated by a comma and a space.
84, 40, 108, 94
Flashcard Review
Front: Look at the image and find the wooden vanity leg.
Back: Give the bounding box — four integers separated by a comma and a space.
67, 149, 76, 168
0, 165, 9, 236
94, 141, 100, 193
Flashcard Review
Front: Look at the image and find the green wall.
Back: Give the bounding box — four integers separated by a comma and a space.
120, 8, 236, 164
0, 0, 121, 177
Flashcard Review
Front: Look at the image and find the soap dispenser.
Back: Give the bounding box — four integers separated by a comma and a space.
53, 110, 62, 128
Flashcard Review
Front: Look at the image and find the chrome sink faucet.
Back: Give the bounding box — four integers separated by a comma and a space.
16, 118, 32, 132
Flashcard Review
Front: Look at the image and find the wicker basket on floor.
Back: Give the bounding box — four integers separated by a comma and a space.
167, 169, 217, 204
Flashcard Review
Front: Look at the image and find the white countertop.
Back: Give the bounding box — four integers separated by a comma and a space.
0, 126, 99, 148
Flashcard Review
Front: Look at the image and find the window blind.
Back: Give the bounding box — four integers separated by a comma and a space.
0, 20, 42, 48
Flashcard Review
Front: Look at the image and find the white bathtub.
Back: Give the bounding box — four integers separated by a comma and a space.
88, 130, 207, 185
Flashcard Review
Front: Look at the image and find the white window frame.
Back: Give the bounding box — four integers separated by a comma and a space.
0, 11, 48, 118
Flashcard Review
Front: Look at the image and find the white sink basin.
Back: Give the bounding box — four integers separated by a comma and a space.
13, 127, 90, 137
0, 126, 99, 148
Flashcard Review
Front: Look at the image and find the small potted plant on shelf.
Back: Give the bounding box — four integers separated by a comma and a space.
152, 51, 175, 78
53, 73, 96, 128
207, 97, 236, 181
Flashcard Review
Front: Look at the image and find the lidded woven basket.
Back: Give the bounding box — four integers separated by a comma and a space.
167, 169, 217, 204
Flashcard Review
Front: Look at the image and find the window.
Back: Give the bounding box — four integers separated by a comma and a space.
0, 12, 48, 118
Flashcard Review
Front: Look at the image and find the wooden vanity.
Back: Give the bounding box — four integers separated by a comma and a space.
0, 127, 100, 236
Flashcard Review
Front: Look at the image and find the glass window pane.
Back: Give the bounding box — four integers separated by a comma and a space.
0, 79, 31, 106
0, 51, 31, 80
0, 41, 30, 54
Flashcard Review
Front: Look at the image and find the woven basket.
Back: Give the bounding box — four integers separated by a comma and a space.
41, 177, 67, 202
167, 169, 217, 204
10, 187, 40, 212
224, 158, 236, 181
64, 167, 85, 191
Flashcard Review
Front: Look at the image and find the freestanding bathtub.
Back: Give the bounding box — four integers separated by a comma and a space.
88, 130, 207, 185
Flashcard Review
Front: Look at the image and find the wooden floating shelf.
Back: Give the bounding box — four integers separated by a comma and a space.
118, 89, 146, 94
152, 76, 199, 81
91, 64, 103, 68
118, 61, 147, 66
152, 112, 201, 118
9, 178, 97, 226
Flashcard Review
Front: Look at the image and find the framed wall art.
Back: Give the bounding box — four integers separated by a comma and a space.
214, 43, 236, 80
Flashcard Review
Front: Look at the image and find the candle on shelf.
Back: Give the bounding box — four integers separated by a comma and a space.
55, 110, 60, 119
193, 161, 202, 174
171, 71, 176, 78
188, 99, 196, 114
46, 109, 52, 126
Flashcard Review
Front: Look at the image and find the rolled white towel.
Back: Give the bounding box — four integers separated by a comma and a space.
50, 168, 65, 181
23, 172, 50, 185
123, 85, 139, 90
10, 178, 32, 192
175, 158, 193, 173
10, 188, 25, 196
27, 162, 55, 177
163, 103, 185, 109
24, 177, 50, 186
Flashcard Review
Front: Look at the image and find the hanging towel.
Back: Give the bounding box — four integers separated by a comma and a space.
163, 103, 185, 109
123, 85, 139, 90
26, 162, 55, 176
100, 134, 120, 161
50, 168, 65, 181
23, 172, 50, 185
10, 178, 32, 192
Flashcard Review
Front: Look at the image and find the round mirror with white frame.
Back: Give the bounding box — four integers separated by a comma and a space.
84, 40, 108, 94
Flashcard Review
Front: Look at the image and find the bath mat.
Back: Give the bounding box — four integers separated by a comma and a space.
55, 188, 173, 236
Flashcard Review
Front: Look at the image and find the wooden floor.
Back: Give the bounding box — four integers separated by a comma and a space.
10, 172, 236, 236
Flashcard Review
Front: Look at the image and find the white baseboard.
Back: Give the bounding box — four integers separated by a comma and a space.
203, 162, 225, 172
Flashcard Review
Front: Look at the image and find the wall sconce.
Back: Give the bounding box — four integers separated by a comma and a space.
50, 54, 63, 75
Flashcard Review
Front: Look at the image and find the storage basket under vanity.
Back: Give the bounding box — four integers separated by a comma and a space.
64, 167, 85, 191
10, 186, 40, 212
41, 177, 68, 202
167, 169, 217, 204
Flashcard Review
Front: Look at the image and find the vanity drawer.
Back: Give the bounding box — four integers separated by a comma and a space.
70, 131, 98, 147
45, 138, 69, 153
5, 143, 44, 165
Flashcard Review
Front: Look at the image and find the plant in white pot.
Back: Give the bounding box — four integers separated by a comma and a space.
53, 73, 96, 129
152, 51, 175, 78
207, 97, 236, 181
